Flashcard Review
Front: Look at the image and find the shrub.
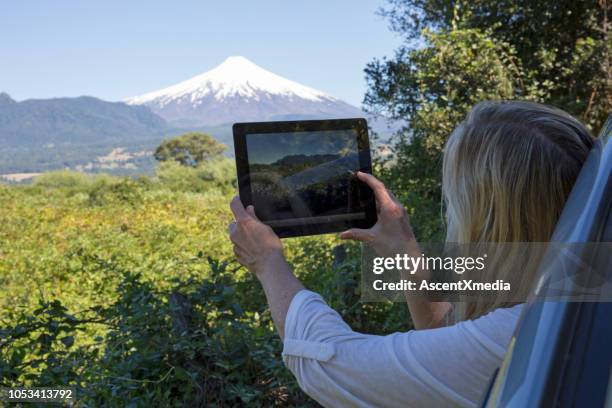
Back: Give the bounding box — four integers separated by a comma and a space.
155, 159, 236, 193
87, 177, 144, 206
0, 258, 314, 406
34, 170, 93, 191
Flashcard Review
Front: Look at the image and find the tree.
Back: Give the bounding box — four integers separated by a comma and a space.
373, 0, 610, 130
154, 132, 226, 167
364, 0, 610, 240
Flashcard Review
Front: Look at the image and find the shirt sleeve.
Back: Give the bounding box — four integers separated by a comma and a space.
282, 290, 521, 408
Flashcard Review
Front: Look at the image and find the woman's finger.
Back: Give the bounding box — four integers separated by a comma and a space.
230, 196, 250, 221
246, 205, 260, 221
228, 221, 237, 234
234, 246, 254, 267
231, 237, 249, 252
233, 245, 247, 262
356, 172, 393, 208
387, 189, 400, 203
339, 228, 374, 243
235, 254, 247, 266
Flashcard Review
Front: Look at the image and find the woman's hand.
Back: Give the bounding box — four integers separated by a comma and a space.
228, 196, 284, 277
341, 173, 451, 329
228, 196, 304, 340
340, 172, 420, 258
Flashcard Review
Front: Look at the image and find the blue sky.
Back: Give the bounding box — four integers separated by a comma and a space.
0, 1, 401, 107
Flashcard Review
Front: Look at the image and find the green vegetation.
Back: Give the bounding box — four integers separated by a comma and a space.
365, 0, 610, 241
0, 161, 405, 405
154, 132, 227, 167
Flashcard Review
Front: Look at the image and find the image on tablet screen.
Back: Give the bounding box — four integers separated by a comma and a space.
246, 130, 366, 227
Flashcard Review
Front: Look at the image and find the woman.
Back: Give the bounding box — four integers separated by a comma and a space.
228, 101, 594, 407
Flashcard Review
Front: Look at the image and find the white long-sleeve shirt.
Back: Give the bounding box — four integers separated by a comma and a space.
282, 290, 522, 408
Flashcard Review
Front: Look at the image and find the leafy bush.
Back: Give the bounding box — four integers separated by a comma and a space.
34, 170, 93, 190
155, 158, 236, 193
0, 257, 314, 406
154, 132, 226, 167
87, 177, 145, 206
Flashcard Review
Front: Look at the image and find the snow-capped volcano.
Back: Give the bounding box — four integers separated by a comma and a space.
126, 56, 363, 127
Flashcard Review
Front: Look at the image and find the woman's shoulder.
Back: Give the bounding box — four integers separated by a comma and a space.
456, 304, 524, 357
396, 304, 523, 366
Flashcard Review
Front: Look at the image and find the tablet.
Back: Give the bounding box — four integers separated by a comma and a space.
233, 118, 378, 238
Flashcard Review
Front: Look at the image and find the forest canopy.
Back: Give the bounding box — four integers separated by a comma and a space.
365, 0, 611, 240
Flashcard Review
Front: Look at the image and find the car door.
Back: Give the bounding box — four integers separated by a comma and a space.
481, 116, 612, 407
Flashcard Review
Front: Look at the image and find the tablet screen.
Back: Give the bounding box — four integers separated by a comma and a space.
234, 119, 377, 237
246, 129, 363, 227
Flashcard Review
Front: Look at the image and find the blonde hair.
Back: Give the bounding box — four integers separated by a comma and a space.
442, 101, 594, 320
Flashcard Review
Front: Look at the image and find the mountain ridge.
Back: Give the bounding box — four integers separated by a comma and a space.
0, 94, 169, 147
0, 94, 173, 174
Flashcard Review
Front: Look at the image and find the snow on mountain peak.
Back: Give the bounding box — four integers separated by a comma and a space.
126, 56, 334, 107
124, 56, 364, 127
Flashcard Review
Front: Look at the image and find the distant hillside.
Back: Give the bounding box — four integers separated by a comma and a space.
273, 154, 340, 167
0, 93, 168, 147
0, 93, 176, 175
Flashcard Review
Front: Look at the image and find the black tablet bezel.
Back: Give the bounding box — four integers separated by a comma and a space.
233, 118, 378, 238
